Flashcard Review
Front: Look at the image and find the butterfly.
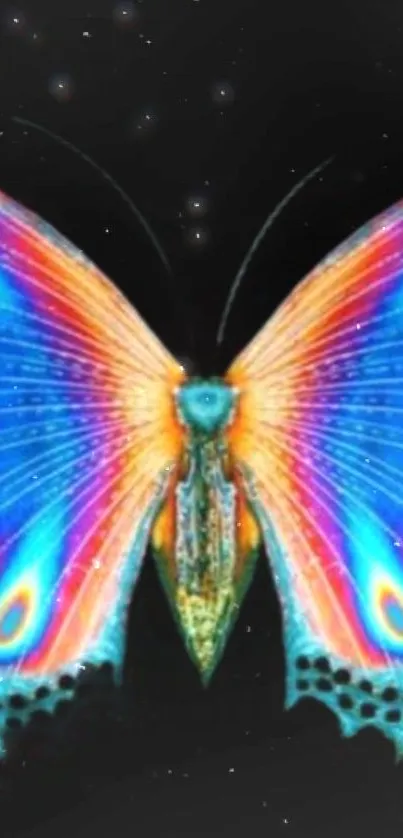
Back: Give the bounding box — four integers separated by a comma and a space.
1, 176, 403, 760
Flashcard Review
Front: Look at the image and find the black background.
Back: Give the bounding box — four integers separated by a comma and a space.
1, 0, 403, 836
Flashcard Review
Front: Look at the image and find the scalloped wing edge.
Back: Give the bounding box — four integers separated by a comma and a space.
243, 469, 403, 759
0, 486, 166, 756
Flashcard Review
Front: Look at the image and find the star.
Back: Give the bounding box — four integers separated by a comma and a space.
185, 226, 211, 249
132, 109, 159, 136
113, 2, 139, 27
185, 195, 209, 218
48, 74, 74, 102
5, 10, 26, 33
211, 81, 235, 106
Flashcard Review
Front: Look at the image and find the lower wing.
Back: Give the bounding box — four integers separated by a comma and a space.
226, 199, 403, 754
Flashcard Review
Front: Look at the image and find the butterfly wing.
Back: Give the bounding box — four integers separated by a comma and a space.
225, 200, 403, 754
0, 190, 185, 747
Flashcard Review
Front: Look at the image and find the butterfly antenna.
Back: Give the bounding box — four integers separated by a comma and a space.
216, 155, 334, 345
12, 116, 172, 276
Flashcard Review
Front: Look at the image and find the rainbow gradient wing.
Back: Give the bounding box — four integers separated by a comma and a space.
226, 200, 403, 754
0, 190, 185, 750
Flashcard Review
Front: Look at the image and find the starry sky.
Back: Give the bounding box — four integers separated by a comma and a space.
3, 1, 403, 837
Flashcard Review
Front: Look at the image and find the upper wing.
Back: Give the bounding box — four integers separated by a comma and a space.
225, 199, 403, 754
0, 190, 185, 748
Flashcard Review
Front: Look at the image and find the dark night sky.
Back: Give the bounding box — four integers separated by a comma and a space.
2, 1, 403, 836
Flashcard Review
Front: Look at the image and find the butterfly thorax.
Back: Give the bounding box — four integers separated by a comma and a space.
151, 380, 261, 683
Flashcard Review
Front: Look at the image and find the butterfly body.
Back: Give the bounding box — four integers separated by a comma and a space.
152, 378, 260, 681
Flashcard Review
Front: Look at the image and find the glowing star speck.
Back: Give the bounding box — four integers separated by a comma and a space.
2, 185, 403, 756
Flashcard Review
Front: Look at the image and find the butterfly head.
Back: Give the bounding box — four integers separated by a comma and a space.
175, 379, 236, 434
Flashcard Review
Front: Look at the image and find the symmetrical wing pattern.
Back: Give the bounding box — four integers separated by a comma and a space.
3, 179, 403, 758
0, 191, 185, 742
226, 201, 403, 752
